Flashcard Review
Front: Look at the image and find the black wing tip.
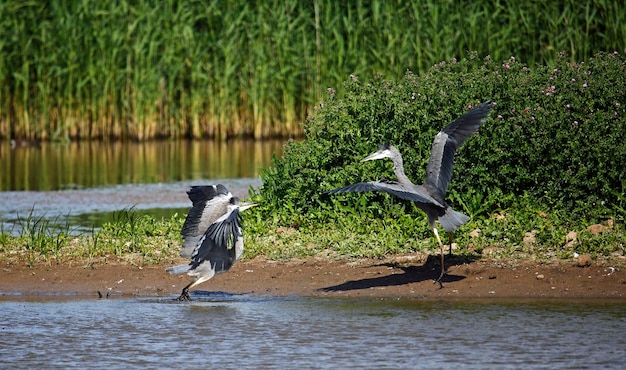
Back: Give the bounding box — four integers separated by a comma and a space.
324, 181, 398, 196
475, 100, 493, 115
187, 183, 229, 194
323, 184, 363, 195
457, 100, 492, 128
187, 184, 230, 203
323, 188, 341, 195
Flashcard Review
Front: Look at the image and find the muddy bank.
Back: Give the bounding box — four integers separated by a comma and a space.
1, 255, 624, 300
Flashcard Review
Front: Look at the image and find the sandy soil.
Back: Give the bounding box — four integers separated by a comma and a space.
1, 254, 624, 300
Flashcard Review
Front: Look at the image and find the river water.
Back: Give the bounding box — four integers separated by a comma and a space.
1, 295, 624, 369
0, 139, 283, 234
2, 140, 626, 368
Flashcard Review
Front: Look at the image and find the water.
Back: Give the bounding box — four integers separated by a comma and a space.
0, 139, 284, 234
0, 139, 284, 191
0, 179, 261, 235
1, 295, 624, 369
3, 140, 625, 368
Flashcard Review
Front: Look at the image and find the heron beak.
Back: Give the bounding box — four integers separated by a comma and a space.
361, 150, 387, 162
239, 202, 258, 211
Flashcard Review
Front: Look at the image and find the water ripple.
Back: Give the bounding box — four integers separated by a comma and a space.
1, 297, 624, 369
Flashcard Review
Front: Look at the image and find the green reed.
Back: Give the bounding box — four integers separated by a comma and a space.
11, 208, 72, 266
1, 0, 624, 141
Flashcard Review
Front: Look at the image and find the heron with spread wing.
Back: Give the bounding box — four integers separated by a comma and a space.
167, 184, 257, 301
326, 101, 492, 287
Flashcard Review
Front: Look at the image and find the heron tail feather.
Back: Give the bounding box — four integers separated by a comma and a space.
438, 207, 470, 232
166, 264, 190, 275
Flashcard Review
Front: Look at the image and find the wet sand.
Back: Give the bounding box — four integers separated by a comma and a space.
1, 255, 624, 300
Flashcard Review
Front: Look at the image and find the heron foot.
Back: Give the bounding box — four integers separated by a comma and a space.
433, 272, 445, 289
176, 288, 191, 301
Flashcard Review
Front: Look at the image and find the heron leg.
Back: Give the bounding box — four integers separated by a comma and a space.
432, 227, 445, 289
447, 232, 454, 256
176, 282, 193, 301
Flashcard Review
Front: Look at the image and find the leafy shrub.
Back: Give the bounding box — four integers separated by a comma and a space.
256, 51, 626, 226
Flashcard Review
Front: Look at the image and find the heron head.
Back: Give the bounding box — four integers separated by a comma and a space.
230, 197, 258, 211
361, 143, 393, 162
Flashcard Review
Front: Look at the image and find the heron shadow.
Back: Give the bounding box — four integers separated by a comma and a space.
319, 254, 479, 292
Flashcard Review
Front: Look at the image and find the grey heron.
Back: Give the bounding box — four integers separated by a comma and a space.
167, 184, 257, 301
326, 101, 492, 287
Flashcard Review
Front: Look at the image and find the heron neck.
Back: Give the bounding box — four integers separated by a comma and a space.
392, 156, 412, 185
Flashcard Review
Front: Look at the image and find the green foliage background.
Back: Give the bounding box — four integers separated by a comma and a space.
257, 52, 626, 224
1, 1, 625, 263
1, 0, 624, 140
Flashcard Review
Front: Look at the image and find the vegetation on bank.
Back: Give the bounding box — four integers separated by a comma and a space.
0, 209, 184, 267
0, 198, 624, 268
1, 52, 625, 267
2, 0, 625, 140
248, 51, 626, 262
256, 52, 625, 219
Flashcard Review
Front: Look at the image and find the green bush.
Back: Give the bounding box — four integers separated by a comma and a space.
256, 52, 626, 225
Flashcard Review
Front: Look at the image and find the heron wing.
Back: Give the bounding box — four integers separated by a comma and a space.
425, 101, 491, 198
189, 208, 243, 273
180, 184, 232, 258
325, 181, 443, 207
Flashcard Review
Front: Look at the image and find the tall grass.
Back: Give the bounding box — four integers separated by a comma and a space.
0, 207, 184, 266
1, 0, 624, 140
12, 208, 73, 266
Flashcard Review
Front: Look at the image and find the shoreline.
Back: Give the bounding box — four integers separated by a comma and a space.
1, 256, 624, 300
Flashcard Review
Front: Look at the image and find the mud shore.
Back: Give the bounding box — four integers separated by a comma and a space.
1, 255, 624, 300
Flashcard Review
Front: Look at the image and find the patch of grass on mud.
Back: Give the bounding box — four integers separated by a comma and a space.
1, 200, 624, 268
1, 208, 184, 267
245, 196, 626, 266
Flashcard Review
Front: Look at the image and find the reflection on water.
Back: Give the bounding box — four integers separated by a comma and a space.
0, 296, 624, 368
0, 139, 284, 191
0, 139, 284, 234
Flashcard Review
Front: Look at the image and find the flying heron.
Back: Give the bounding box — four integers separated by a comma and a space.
325, 101, 492, 287
167, 184, 257, 301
